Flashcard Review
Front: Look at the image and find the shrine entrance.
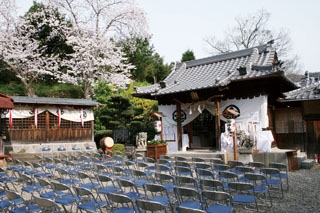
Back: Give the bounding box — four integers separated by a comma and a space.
185, 109, 216, 149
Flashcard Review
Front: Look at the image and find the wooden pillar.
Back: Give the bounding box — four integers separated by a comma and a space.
214, 100, 221, 150
176, 103, 182, 151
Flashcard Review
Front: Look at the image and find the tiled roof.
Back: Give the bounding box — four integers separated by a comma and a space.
134, 43, 289, 97
11, 96, 100, 107
281, 82, 320, 102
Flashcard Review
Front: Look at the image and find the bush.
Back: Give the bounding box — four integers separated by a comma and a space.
112, 143, 125, 153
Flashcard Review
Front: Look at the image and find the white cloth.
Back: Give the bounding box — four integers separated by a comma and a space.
182, 134, 189, 151
256, 130, 274, 152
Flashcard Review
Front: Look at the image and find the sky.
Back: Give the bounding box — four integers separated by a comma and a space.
18, 0, 320, 73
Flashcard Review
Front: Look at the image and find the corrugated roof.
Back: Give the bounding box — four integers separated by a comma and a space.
281, 82, 320, 102
11, 96, 100, 107
134, 43, 288, 97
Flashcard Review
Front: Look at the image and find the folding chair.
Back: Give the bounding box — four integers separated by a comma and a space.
136, 162, 156, 179
202, 190, 234, 213
156, 164, 173, 175
130, 169, 152, 189
269, 162, 289, 191
0, 167, 19, 191
245, 173, 272, 209
143, 183, 174, 211
76, 171, 100, 191
136, 199, 168, 213
212, 164, 230, 176
75, 187, 108, 212
96, 174, 121, 201
218, 171, 239, 190
51, 181, 80, 212
174, 186, 204, 211
5, 190, 40, 213
56, 168, 80, 186
117, 178, 145, 201
260, 168, 284, 201
228, 182, 258, 212
154, 172, 176, 194
107, 192, 137, 213
19, 173, 44, 199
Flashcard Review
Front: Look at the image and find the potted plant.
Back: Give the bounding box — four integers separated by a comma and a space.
147, 139, 167, 159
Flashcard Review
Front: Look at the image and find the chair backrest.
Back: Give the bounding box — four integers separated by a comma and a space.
143, 182, 166, 194
75, 187, 93, 197
213, 164, 230, 171
117, 178, 139, 193
175, 156, 188, 162
175, 161, 191, 168
192, 157, 205, 163
269, 162, 288, 172
260, 168, 281, 178
228, 182, 254, 192
195, 168, 215, 180
156, 164, 172, 174
34, 196, 59, 210
234, 166, 254, 174
244, 173, 267, 182
177, 206, 206, 213
218, 171, 238, 182
174, 166, 193, 177
202, 190, 231, 205
200, 179, 224, 191
210, 158, 225, 165
107, 192, 136, 210
195, 163, 211, 170
51, 181, 71, 192
144, 157, 156, 164
136, 199, 168, 213
248, 161, 265, 169
131, 169, 147, 179
36, 177, 51, 188
175, 176, 199, 189
174, 186, 201, 203
155, 172, 175, 185
227, 160, 244, 168
5, 190, 22, 200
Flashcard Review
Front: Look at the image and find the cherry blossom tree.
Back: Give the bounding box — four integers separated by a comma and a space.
47, 0, 149, 99
0, 2, 59, 97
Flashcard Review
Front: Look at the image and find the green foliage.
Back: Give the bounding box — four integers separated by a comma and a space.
181, 49, 196, 62
112, 144, 125, 153
148, 139, 167, 145
121, 37, 171, 84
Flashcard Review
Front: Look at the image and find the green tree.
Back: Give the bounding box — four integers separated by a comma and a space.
181, 49, 195, 62
121, 37, 171, 83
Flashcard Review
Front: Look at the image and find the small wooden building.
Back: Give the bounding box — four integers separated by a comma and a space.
277, 72, 320, 158
3, 96, 99, 158
134, 43, 298, 155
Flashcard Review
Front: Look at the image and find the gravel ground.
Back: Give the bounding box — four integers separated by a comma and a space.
266, 165, 320, 213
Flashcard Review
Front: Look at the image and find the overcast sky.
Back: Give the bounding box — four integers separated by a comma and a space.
19, 0, 320, 73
